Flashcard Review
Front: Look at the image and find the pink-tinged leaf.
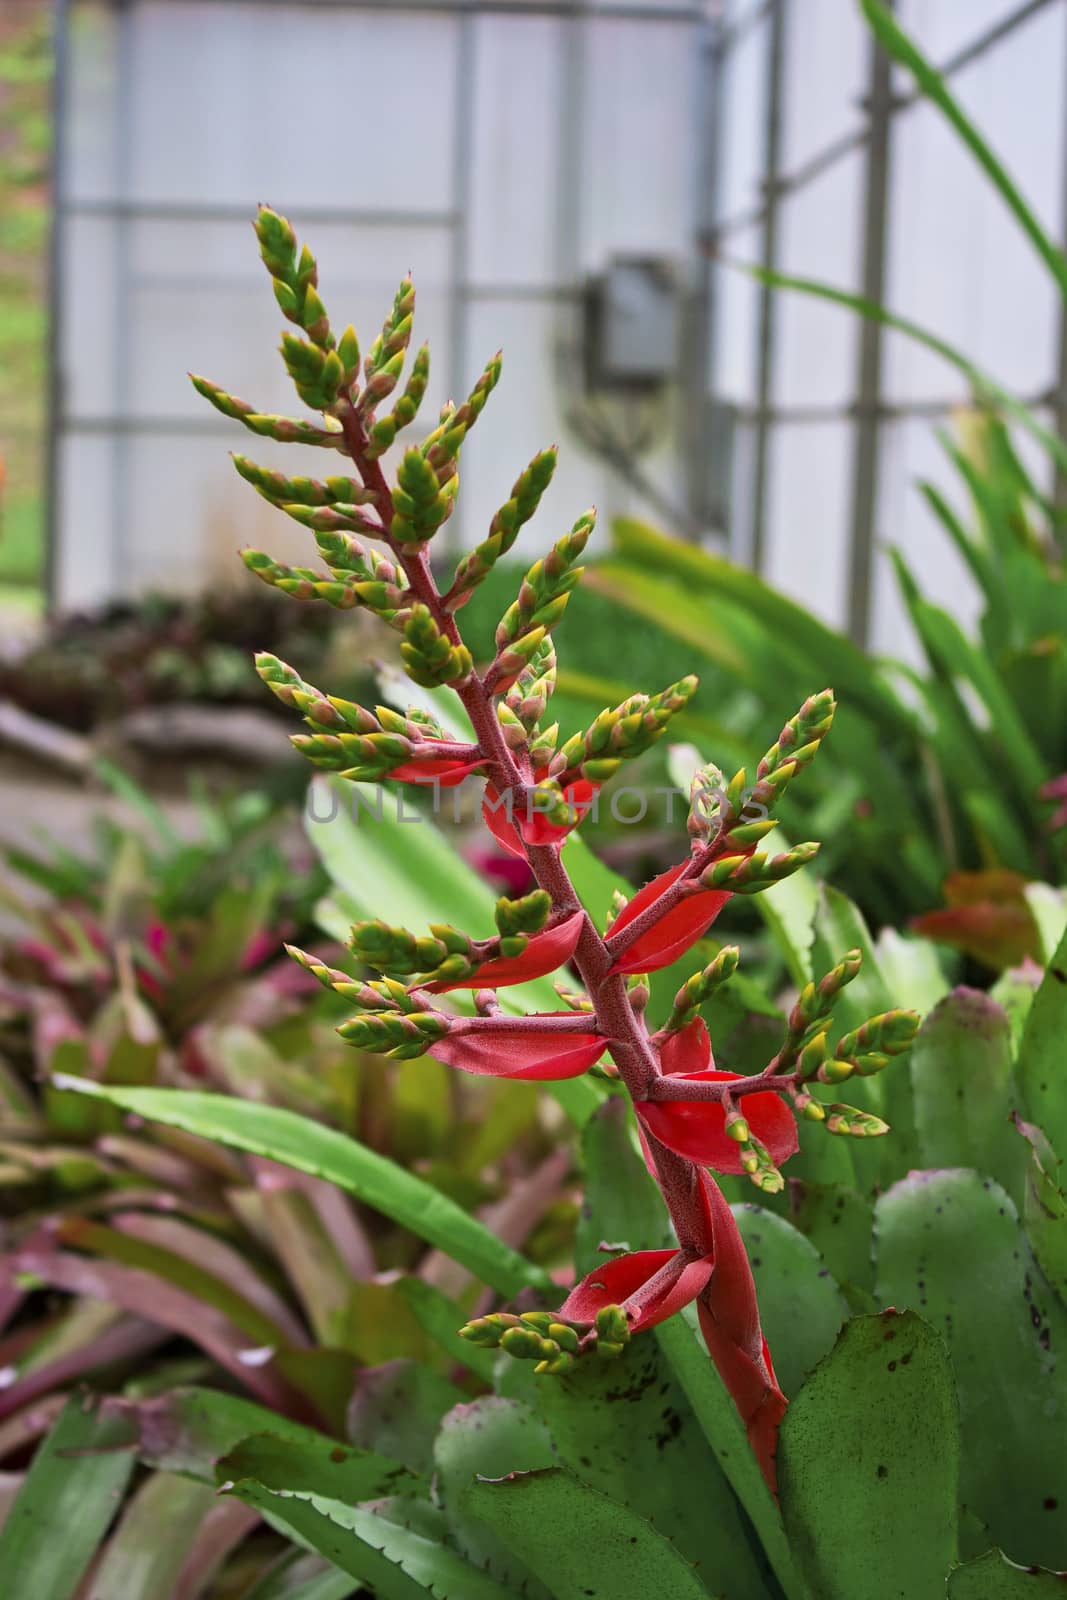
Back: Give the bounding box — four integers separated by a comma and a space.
482, 779, 599, 858
607, 862, 732, 976
911, 868, 1040, 970
174, 1497, 260, 1598
426, 911, 585, 993
659, 1016, 712, 1075
249, 1157, 375, 1280
636, 1072, 797, 1176
430, 1020, 607, 1081
559, 1248, 714, 1333
389, 749, 486, 787
9, 1246, 317, 1420
0, 1312, 169, 1424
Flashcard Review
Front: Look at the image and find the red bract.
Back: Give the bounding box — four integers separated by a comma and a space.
607, 862, 731, 976
429, 1017, 606, 1080
558, 1247, 714, 1334
635, 1032, 797, 1176
425, 911, 584, 993
482, 776, 599, 858
694, 1172, 786, 1493
389, 749, 486, 787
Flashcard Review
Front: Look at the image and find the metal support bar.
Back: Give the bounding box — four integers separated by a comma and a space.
446, 7, 475, 556
749, 0, 786, 575
44, 0, 71, 611
80, 0, 705, 18
683, 10, 726, 538
846, 21, 894, 648
63, 198, 458, 227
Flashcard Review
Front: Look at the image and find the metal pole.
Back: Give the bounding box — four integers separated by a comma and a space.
110, 0, 135, 595
446, 7, 476, 555
846, 16, 894, 648
685, 10, 726, 541
44, 0, 71, 612
749, 0, 786, 575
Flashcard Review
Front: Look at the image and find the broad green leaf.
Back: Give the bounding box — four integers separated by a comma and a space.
948, 1550, 1067, 1596
1017, 922, 1067, 1157
655, 1307, 809, 1600
1025, 885, 1067, 966
784, 1182, 875, 1301
433, 1397, 555, 1598
733, 1205, 848, 1398
874, 926, 950, 1014
84, 1472, 216, 1599
533, 1334, 769, 1597
561, 830, 632, 932
876, 1170, 1067, 1567
910, 988, 1024, 1204
0, 1393, 136, 1599
50, 1079, 551, 1298
778, 1311, 959, 1600
229, 1483, 513, 1600
216, 1430, 420, 1506
461, 1467, 712, 1600
348, 1362, 466, 1477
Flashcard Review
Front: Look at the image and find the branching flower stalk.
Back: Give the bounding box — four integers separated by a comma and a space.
195, 207, 920, 1494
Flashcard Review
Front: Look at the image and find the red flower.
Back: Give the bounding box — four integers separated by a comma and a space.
389, 747, 486, 787
429, 1016, 606, 1080
425, 911, 584, 993
482, 775, 599, 858
606, 862, 732, 976
634, 1018, 797, 1175
558, 1247, 714, 1334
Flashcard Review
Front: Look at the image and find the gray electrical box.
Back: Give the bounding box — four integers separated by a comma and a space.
584, 257, 679, 390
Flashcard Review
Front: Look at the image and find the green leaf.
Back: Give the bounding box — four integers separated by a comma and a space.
875, 1170, 1067, 1568
777, 1310, 959, 1600
240, 1551, 360, 1600
49, 1079, 551, 1298
733, 1205, 848, 1398
460, 1467, 712, 1600
910, 988, 1024, 1204
82, 1472, 217, 1599
348, 1362, 466, 1477
1017, 922, 1067, 1158
1025, 885, 1067, 966
654, 1307, 809, 1600
433, 1397, 555, 1599
0, 1393, 136, 1599
1015, 1115, 1067, 1313
216, 1430, 420, 1506
534, 1334, 770, 1598
948, 1549, 1067, 1596
395, 1277, 498, 1381
784, 1182, 875, 1301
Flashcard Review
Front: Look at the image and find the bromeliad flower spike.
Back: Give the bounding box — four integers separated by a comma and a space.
195, 206, 920, 1494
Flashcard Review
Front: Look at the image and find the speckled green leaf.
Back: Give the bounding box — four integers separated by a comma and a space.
778, 1310, 959, 1600
1016, 1116, 1067, 1312
216, 1430, 419, 1505
910, 988, 1024, 1203
733, 1204, 848, 1397
433, 1397, 555, 1598
347, 1361, 465, 1476
461, 1467, 711, 1600
948, 1549, 1067, 1595
785, 1182, 875, 1301
875, 1170, 1067, 1568
533, 1330, 769, 1597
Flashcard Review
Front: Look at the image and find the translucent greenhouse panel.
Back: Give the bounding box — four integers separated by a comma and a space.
125, 218, 454, 422
774, 151, 863, 410
59, 216, 121, 421
579, 18, 697, 271
467, 15, 564, 289
763, 421, 852, 630
710, 222, 761, 405
54, 436, 118, 611
714, 11, 769, 225
884, 3, 1064, 406
870, 416, 984, 665
779, 0, 867, 173
895, 0, 1020, 64
123, 3, 458, 209
455, 297, 680, 563
66, 2, 119, 202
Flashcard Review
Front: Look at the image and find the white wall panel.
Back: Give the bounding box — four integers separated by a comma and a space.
781, 0, 867, 173
716, 14, 768, 224
774, 150, 863, 408
764, 422, 852, 630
